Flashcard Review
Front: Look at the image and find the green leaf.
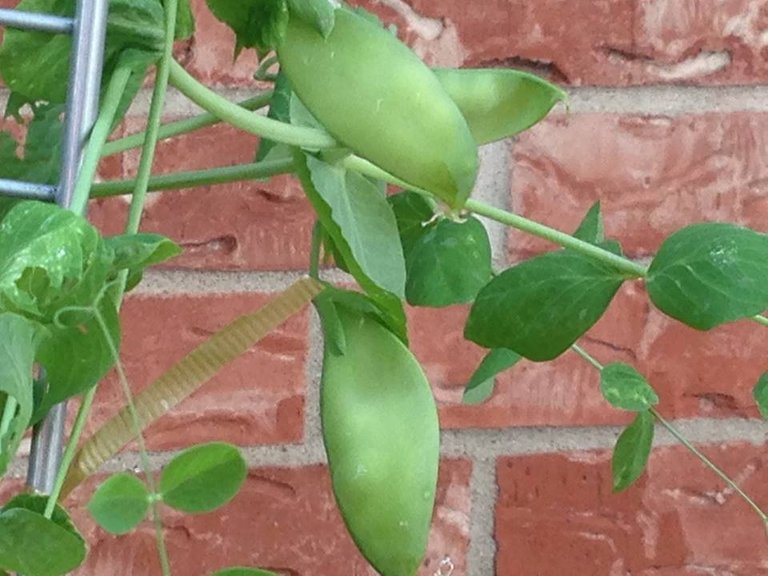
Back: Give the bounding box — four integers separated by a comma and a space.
753, 372, 768, 420
463, 348, 521, 405
205, 0, 289, 57
0, 504, 85, 576
433, 67, 567, 145
212, 569, 279, 576
0, 104, 64, 185
573, 202, 605, 244
287, 0, 335, 37
175, 0, 196, 40
106, 232, 181, 291
0, 313, 40, 474
255, 71, 292, 162
612, 410, 654, 492
305, 155, 406, 298
34, 294, 120, 421
88, 473, 150, 535
160, 442, 247, 513
465, 250, 624, 361
388, 191, 437, 246
403, 216, 492, 307
647, 223, 768, 330
600, 363, 659, 412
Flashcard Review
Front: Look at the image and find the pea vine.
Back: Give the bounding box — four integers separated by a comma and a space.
0, 0, 766, 574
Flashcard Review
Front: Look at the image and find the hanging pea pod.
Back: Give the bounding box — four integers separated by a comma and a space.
316, 292, 440, 575
277, 7, 478, 209
433, 68, 567, 145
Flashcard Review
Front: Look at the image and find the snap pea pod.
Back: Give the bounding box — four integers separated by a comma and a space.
433, 68, 567, 145
317, 294, 440, 575
277, 7, 478, 209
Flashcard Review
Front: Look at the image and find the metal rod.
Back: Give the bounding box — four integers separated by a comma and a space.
27, 0, 109, 495
0, 179, 56, 201
0, 9, 73, 34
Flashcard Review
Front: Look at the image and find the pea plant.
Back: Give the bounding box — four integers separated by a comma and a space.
0, 0, 766, 574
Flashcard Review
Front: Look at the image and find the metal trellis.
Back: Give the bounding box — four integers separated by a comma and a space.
0, 0, 109, 493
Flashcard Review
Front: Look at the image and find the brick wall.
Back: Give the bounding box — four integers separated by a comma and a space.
4, 0, 768, 574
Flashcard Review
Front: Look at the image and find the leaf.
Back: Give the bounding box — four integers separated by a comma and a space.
0, 507, 85, 576
0, 313, 40, 474
0, 103, 64, 185
160, 442, 247, 513
63, 278, 323, 497
388, 191, 437, 247
176, 0, 196, 39
212, 569, 279, 576
205, 0, 289, 57
106, 232, 181, 291
612, 410, 654, 492
465, 250, 624, 361
305, 155, 406, 298
600, 363, 659, 412
753, 373, 768, 420
2, 494, 82, 536
287, 0, 335, 37
403, 216, 492, 307
573, 202, 605, 244
255, 71, 292, 162
647, 223, 768, 330
88, 473, 150, 535
463, 348, 521, 405
0, 201, 101, 320
433, 67, 567, 145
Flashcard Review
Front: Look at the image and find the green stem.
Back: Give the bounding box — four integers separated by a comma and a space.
70, 65, 134, 215
90, 157, 295, 197
0, 398, 17, 438
93, 308, 172, 575
125, 0, 179, 237
168, 59, 337, 149
309, 221, 322, 280
43, 387, 97, 518
465, 199, 648, 279
100, 92, 273, 158
651, 407, 768, 525
570, 344, 768, 525
254, 54, 279, 81
753, 315, 768, 327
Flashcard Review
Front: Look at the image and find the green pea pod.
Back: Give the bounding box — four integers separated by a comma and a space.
277, 7, 478, 209
317, 297, 440, 576
433, 68, 567, 145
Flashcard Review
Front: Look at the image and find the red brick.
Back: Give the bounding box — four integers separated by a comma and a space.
62, 459, 471, 576
88, 121, 315, 271
496, 442, 768, 575
386, 0, 768, 85
510, 113, 768, 261
409, 281, 766, 428
88, 292, 310, 450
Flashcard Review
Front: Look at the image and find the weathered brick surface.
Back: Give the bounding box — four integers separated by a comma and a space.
410, 281, 766, 428
88, 292, 310, 450
63, 459, 471, 576
510, 113, 768, 261
89, 122, 315, 270
496, 442, 768, 575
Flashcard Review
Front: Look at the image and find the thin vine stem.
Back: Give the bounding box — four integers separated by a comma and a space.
168, 59, 337, 149
90, 157, 295, 197
570, 344, 768, 524
100, 92, 273, 158
93, 308, 172, 575
125, 0, 179, 236
309, 221, 322, 280
0, 398, 17, 439
69, 64, 133, 215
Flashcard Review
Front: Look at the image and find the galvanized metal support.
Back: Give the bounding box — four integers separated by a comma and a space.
0, 0, 109, 493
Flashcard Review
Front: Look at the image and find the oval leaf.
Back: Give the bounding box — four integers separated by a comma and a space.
0, 508, 85, 576
404, 216, 492, 307
463, 348, 521, 405
600, 363, 659, 412
612, 410, 654, 492
88, 473, 150, 535
160, 442, 247, 513
465, 250, 624, 361
647, 223, 768, 330
753, 372, 768, 420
